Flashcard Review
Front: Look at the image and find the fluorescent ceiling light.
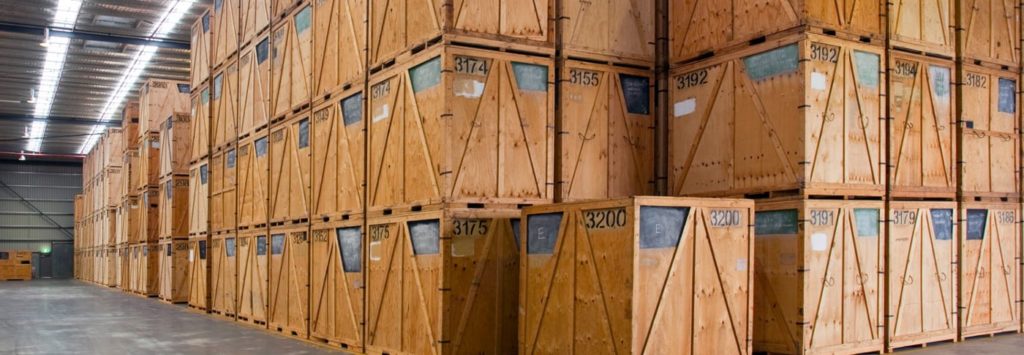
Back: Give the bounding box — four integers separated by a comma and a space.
28, 0, 81, 153
79, 0, 196, 154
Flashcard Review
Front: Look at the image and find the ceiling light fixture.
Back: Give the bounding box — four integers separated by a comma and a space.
28, 0, 82, 154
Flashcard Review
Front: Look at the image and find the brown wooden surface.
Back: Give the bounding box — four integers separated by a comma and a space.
159, 113, 193, 178
367, 44, 555, 210
521, 197, 754, 354
753, 198, 884, 354
959, 201, 1020, 338
212, 150, 239, 233
959, 65, 1020, 198
959, 0, 1020, 67
135, 188, 159, 244
116, 196, 138, 245
312, 0, 365, 102
159, 239, 192, 303
122, 102, 140, 150
270, 4, 313, 119
188, 235, 210, 310
212, 0, 239, 67
559, 0, 653, 64
136, 133, 161, 192
122, 149, 139, 199
189, 162, 210, 236
128, 243, 160, 296
213, 59, 240, 149
309, 218, 364, 350
211, 233, 239, 317
192, 9, 212, 87
311, 94, 363, 220
241, 0, 271, 47
239, 36, 272, 136
158, 175, 190, 239
268, 223, 310, 336
269, 114, 311, 223
237, 229, 269, 325
669, 33, 885, 198
191, 87, 212, 163
890, 0, 954, 55
238, 134, 270, 228
140, 79, 191, 140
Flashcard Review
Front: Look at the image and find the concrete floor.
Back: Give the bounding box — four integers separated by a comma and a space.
1, 280, 1022, 354
0, 280, 339, 354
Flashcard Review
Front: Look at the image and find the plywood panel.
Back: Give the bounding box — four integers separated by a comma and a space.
311, 94, 363, 219
312, 0, 366, 101
670, 33, 885, 198
159, 239, 191, 303
212, 0, 239, 67
159, 113, 193, 178
960, 0, 1019, 66
959, 202, 1021, 338
269, 114, 311, 223
271, 5, 313, 119
135, 189, 159, 244
241, 0, 271, 47
141, 79, 191, 140
188, 236, 210, 310
211, 149, 238, 233
959, 66, 1019, 198
238, 134, 270, 228
136, 133, 161, 192
212, 60, 240, 149
191, 9, 212, 87
240, 37, 272, 136
310, 219, 363, 350
890, 0, 954, 55
560, 0, 654, 63
211, 234, 238, 317
268, 223, 309, 336
158, 176, 190, 239
122, 101, 140, 150
237, 230, 269, 325
190, 87, 212, 163
367, 45, 554, 210
189, 162, 210, 236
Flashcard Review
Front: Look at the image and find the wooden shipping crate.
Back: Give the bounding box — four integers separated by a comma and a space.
122, 101, 140, 150
0, 265, 32, 281
211, 149, 238, 233
239, 36, 272, 137
115, 197, 138, 245
237, 230, 269, 325
188, 235, 210, 310
211, 233, 238, 318
559, 60, 653, 201
269, 114, 311, 223
312, 0, 366, 103
191, 9, 212, 88
241, 0, 271, 47
669, 32, 885, 198
136, 134, 161, 193
140, 79, 190, 139
887, 200, 958, 350
98, 208, 117, 246
104, 246, 117, 286
212, 0, 239, 67
269, 223, 310, 336
889, 51, 956, 198
238, 134, 270, 228
159, 113, 193, 178
118, 245, 129, 288
558, 0, 653, 64
753, 198, 884, 354
960, 0, 1020, 66
111, 246, 122, 287
273, 0, 304, 20
135, 188, 159, 244
670, 0, 883, 64
101, 128, 124, 168
130, 243, 160, 296
101, 167, 123, 208
521, 197, 753, 354
366, 206, 521, 354
368, 44, 555, 210
121, 149, 138, 199
191, 86, 212, 163
271, 4, 313, 120
960, 65, 1020, 199
368, 0, 553, 68
889, 0, 954, 55
212, 59, 239, 149
189, 162, 210, 237
959, 201, 1021, 338
311, 92, 363, 220
158, 175, 190, 239
159, 239, 191, 304
309, 218, 363, 350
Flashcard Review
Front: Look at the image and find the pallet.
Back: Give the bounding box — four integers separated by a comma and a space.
309, 336, 363, 354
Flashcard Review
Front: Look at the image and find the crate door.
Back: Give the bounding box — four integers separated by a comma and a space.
888, 207, 956, 342
238, 138, 270, 227
269, 230, 309, 334
961, 208, 1020, 333
311, 95, 363, 218
191, 89, 211, 162
213, 63, 239, 148
269, 119, 311, 222
189, 239, 209, 308
310, 225, 363, 347
961, 0, 1020, 66
238, 234, 268, 322
560, 0, 653, 62
241, 0, 270, 45
889, 59, 955, 194
240, 39, 272, 135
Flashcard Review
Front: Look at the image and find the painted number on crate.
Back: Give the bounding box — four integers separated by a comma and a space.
893, 60, 917, 77
709, 209, 741, 227
675, 69, 708, 90
455, 56, 489, 76
369, 225, 389, 242
312, 229, 330, 242
584, 208, 627, 230
997, 211, 1014, 224
452, 219, 490, 236
292, 232, 308, 244
965, 73, 987, 88
810, 43, 839, 63
371, 80, 391, 99
569, 69, 600, 86
313, 108, 330, 123
810, 210, 834, 226
239, 238, 249, 247
892, 210, 917, 225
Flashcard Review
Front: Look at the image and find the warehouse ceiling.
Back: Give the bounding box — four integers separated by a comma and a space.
0, 0, 205, 158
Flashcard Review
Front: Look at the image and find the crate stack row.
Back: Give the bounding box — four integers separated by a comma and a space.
666, 1, 1022, 353
74, 123, 123, 287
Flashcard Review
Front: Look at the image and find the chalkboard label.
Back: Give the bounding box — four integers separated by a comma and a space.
619, 74, 651, 115
199, 164, 209, 184
226, 149, 236, 168
755, 209, 798, 235
165, 180, 173, 199
743, 44, 798, 81
296, 119, 309, 148
853, 50, 880, 89
337, 227, 361, 272
510, 218, 522, 251
854, 208, 879, 237
998, 78, 1016, 113
255, 136, 268, 157
256, 38, 269, 64
166, 244, 172, 256
257, 236, 267, 256
930, 209, 953, 240
527, 213, 563, 254
929, 65, 950, 98
341, 93, 363, 126
202, 13, 210, 32
213, 73, 223, 100
639, 206, 688, 249
226, 237, 236, 257
144, 247, 148, 256
966, 209, 987, 240
177, 84, 190, 93
512, 62, 549, 92
410, 57, 442, 93
199, 240, 207, 260
294, 6, 312, 34
214, 0, 222, 10
408, 220, 440, 255
271, 234, 285, 255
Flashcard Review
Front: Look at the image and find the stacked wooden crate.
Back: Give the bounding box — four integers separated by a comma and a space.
158, 108, 193, 303
74, 125, 125, 286
186, 3, 215, 313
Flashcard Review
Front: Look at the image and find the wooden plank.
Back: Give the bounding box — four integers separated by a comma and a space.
238, 134, 270, 228
211, 149, 238, 233
191, 87, 212, 163
960, 0, 1019, 66
671, 0, 884, 64
212, 0, 240, 67
158, 113, 193, 178
239, 36, 272, 137
959, 65, 1020, 199
669, 33, 885, 198
366, 206, 522, 355
367, 44, 555, 211
188, 235, 210, 310
559, 0, 654, 64
241, 0, 271, 47
192, 8, 213, 88
158, 175, 190, 239
309, 218, 364, 351
268, 223, 310, 336
237, 229, 269, 325
159, 239, 192, 303
753, 198, 884, 354
311, 93, 363, 220
189, 162, 210, 237
889, 51, 957, 199
559, 60, 653, 202
211, 233, 239, 317
887, 200, 958, 350
135, 188, 160, 244
959, 201, 1021, 338
271, 4, 313, 120
890, 0, 955, 56
140, 79, 191, 141
312, 0, 366, 103
212, 59, 240, 150
269, 114, 312, 223
521, 197, 754, 354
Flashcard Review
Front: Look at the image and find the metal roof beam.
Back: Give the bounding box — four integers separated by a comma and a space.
0, 113, 121, 127
0, 21, 190, 50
